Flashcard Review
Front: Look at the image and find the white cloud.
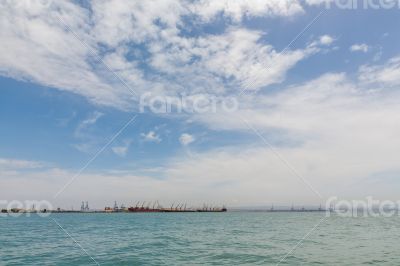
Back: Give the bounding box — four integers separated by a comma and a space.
193, 73, 354, 133
0, 0, 318, 110
319, 35, 335, 46
147, 26, 318, 92
74, 111, 103, 138
0, 158, 44, 170
308, 35, 335, 49
305, 0, 334, 7
183, 61, 400, 203
141, 131, 162, 143
350, 43, 369, 53
0, 167, 167, 208
80, 111, 103, 127
0, 1, 134, 109
359, 56, 400, 86
72, 111, 104, 153
0, 155, 315, 207
195, 28, 316, 90
112, 140, 133, 157
191, 0, 304, 22
112, 146, 128, 157
5, 59, 400, 206
179, 133, 195, 146
0, 158, 45, 177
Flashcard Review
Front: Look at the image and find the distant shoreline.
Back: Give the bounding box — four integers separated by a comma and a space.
1, 209, 332, 214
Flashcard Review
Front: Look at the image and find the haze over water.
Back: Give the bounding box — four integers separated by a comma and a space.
1, 212, 398, 265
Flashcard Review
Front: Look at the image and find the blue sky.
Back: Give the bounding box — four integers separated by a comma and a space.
1, 0, 400, 208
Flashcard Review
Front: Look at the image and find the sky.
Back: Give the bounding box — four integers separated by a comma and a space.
1, 0, 400, 209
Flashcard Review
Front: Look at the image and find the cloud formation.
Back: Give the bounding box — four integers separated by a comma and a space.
179, 133, 195, 146
359, 56, 400, 86
350, 43, 369, 53
0, 158, 44, 170
319, 35, 335, 46
3, 53, 400, 205
112, 140, 133, 157
141, 131, 162, 143
0, 0, 320, 110
3, 1, 400, 206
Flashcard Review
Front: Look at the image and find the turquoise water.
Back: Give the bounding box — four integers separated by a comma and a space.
1, 212, 399, 265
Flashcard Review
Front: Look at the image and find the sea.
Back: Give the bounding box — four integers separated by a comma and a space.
0, 212, 398, 265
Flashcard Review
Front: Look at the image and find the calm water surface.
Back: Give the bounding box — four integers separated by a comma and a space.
0, 212, 399, 265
